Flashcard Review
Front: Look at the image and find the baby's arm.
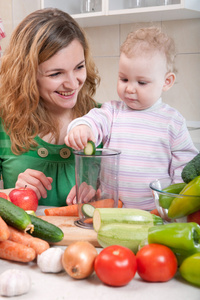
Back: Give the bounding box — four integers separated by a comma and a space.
65, 124, 95, 150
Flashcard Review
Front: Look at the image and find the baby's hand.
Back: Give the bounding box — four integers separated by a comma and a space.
65, 125, 95, 150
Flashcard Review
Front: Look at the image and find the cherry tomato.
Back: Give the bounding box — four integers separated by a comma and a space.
187, 210, 200, 225
136, 244, 177, 282
94, 245, 137, 286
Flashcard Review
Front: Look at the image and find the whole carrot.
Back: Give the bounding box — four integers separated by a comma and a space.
0, 240, 36, 262
0, 216, 10, 241
45, 202, 78, 217
8, 226, 50, 255
44, 199, 123, 216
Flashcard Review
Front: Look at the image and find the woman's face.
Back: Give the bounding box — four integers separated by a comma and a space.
37, 39, 86, 113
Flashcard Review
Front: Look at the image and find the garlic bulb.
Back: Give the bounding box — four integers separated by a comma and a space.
0, 269, 31, 297
37, 247, 64, 273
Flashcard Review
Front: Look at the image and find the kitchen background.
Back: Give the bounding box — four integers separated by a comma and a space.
0, 0, 200, 149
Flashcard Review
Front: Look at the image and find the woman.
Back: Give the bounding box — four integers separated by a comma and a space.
0, 8, 100, 206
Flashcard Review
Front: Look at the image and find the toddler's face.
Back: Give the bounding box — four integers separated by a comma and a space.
117, 51, 170, 110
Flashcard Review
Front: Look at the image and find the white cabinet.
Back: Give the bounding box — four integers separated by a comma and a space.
40, 0, 200, 27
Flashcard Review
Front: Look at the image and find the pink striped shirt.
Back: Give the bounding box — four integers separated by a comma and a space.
68, 98, 199, 210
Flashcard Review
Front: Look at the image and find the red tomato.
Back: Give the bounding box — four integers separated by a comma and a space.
136, 244, 177, 282
187, 210, 200, 225
94, 245, 137, 287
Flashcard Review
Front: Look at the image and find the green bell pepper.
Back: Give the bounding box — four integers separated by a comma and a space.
148, 222, 200, 266
168, 175, 200, 219
179, 253, 200, 287
159, 182, 186, 209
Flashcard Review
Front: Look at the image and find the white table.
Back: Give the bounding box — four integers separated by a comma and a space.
0, 206, 199, 299
0, 245, 199, 300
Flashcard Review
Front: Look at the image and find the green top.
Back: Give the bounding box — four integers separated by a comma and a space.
0, 118, 101, 207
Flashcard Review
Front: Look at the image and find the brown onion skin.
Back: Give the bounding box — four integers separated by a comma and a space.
62, 241, 98, 279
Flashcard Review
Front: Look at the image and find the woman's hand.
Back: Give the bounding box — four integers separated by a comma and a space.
66, 185, 77, 205
15, 169, 53, 200
66, 183, 101, 205
65, 125, 95, 150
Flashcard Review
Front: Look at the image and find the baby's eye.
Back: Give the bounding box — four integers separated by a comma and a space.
138, 81, 147, 85
120, 78, 128, 82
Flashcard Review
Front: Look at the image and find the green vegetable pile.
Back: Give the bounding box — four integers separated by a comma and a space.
148, 222, 200, 287
153, 153, 200, 287
181, 153, 200, 183
159, 153, 200, 219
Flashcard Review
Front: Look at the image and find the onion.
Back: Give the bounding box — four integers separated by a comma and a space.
62, 241, 98, 279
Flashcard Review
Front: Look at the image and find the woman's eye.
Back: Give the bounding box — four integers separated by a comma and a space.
77, 64, 85, 70
49, 72, 61, 77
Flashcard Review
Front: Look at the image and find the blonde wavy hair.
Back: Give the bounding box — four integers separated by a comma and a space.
0, 8, 100, 155
120, 26, 176, 73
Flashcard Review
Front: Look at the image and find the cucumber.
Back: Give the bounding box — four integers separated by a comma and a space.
84, 141, 96, 155
93, 208, 163, 232
28, 214, 64, 243
0, 197, 33, 232
97, 223, 151, 254
159, 182, 187, 209
81, 203, 95, 218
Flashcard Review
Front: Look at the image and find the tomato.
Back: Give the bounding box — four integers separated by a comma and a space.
136, 244, 177, 282
94, 245, 137, 287
187, 210, 200, 225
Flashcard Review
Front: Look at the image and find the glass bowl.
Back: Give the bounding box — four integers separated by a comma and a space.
149, 177, 199, 223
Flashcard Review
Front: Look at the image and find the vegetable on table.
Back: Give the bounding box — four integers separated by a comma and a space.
0, 216, 10, 242
0, 269, 31, 297
93, 208, 163, 232
97, 223, 152, 254
158, 182, 187, 209
81, 203, 95, 218
150, 209, 160, 216
44, 198, 123, 216
179, 253, 200, 287
8, 226, 50, 255
136, 244, 178, 282
0, 197, 34, 233
0, 240, 36, 263
94, 245, 137, 287
0, 192, 10, 200
187, 209, 200, 225
37, 248, 64, 273
148, 222, 200, 266
28, 214, 64, 243
168, 175, 200, 219
62, 241, 98, 279
181, 153, 200, 183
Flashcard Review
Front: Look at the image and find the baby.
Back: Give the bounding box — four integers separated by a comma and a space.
65, 27, 198, 209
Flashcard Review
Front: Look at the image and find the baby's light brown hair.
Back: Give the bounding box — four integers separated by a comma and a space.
120, 26, 176, 73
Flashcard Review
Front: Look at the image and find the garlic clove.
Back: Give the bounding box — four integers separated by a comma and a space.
37, 247, 64, 273
0, 269, 31, 297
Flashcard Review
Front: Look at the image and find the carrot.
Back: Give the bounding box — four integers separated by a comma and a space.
118, 199, 123, 208
0, 240, 36, 262
84, 218, 93, 224
0, 216, 10, 241
8, 226, 50, 255
44, 203, 78, 217
44, 199, 123, 216
150, 208, 160, 217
